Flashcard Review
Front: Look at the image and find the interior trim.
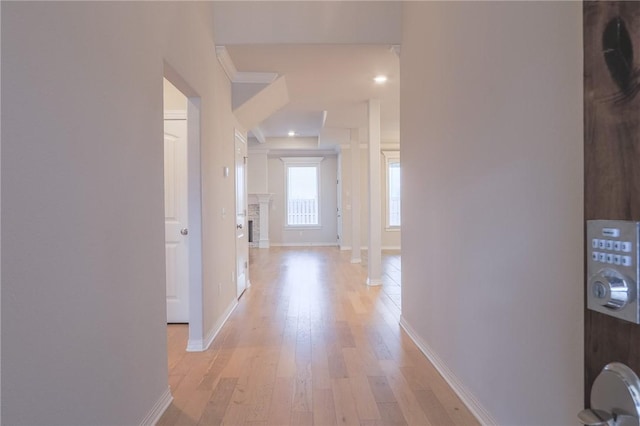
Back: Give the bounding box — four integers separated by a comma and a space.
139, 387, 173, 426
269, 242, 339, 247
187, 299, 238, 352
400, 316, 496, 426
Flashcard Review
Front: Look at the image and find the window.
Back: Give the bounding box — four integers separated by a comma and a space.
383, 151, 401, 228
281, 157, 324, 227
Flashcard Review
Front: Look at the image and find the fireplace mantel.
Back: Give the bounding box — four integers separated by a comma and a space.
248, 193, 273, 204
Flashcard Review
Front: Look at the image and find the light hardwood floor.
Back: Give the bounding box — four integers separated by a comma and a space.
159, 247, 478, 426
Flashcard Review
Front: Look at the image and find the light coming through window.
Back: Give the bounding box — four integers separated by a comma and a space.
287, 166, 319, 226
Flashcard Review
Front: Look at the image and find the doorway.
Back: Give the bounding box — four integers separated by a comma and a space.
162, 72, 204, 351
235, 130, 248, 298
163, 105, 189, 323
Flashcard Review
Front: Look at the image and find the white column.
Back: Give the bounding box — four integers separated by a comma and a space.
367, 99, 382, 285
350, 129, 362, 263
257, 194, 271, 248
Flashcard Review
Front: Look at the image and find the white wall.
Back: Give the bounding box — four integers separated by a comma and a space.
401, 2, 583, 425
0, 5, 3, 422
340, 148, 401, 250
212, 1, 401, 45
247, 151, 268, 194
268, 156, 338, 246
2, 2, 239, 425
163, 78, 187, 111
202, 49, 240, 348
340, 150, 352, 249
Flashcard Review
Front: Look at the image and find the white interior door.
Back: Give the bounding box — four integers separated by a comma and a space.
164, 119, 189, 323
235, 131, 248, 298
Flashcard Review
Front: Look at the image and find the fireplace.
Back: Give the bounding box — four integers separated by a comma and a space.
247, 193, 272, 248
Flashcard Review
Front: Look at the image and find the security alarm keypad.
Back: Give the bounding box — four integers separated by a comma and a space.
587, 220, 640, 324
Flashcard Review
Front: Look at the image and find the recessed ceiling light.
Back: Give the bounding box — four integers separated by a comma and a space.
288, 131, 296, 137
374, 75, 388, 84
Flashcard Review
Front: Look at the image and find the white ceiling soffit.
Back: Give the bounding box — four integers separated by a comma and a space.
322, 104, 397, 144
268, 148, 338, 157
233, 76, 290, 132
232, 82, 269, 110
226, 44, 400, 143
249, 137, 339, 157
263, 137, 319, 150
212, 1, 401, 45
258, 109, 326, 138
216, 46, 278, 84
318, 127, 350, 147
250, 126, 267, 144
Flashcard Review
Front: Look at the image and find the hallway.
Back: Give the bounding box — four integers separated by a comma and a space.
159, 248, 478, 426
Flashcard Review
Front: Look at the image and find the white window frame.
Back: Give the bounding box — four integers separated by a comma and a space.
281, 157, 324, 229
383, 151, 401, 230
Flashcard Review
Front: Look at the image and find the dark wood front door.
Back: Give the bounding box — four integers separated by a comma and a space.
584, 1, 640, 404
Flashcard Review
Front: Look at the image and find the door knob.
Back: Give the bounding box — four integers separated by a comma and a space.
579, 363, 640, 426
180, 228, 189, 235
578, 409, 613, 426
589, 269, 632, 310
237, 224, 243, 230
578, 409, 637, 426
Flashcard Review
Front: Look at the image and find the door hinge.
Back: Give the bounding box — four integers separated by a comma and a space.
244, 156, 248, 164
244, 261, 248, 269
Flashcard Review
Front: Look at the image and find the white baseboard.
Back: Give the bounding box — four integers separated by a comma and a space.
270, 242, 339, 247
366, 277, 383, 286
187, 299, 238, 352
357, 246, 401, 251
187, 337, 204, 352
267, 243, 400, 250
139, 387, 173, 426
399, 317, 496, 426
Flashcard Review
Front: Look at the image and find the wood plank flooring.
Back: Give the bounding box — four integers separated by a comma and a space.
158, 247, 478, 426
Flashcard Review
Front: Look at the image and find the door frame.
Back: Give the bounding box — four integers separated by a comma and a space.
185, 99, 204, 352
234, 129, 249, 297
337, 153, 343, 248
163, 69, 205, 352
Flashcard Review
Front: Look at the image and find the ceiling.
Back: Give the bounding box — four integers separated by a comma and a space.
225, 44, 400, 148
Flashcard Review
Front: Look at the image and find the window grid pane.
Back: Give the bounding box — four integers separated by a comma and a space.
287, 166, 319, 226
